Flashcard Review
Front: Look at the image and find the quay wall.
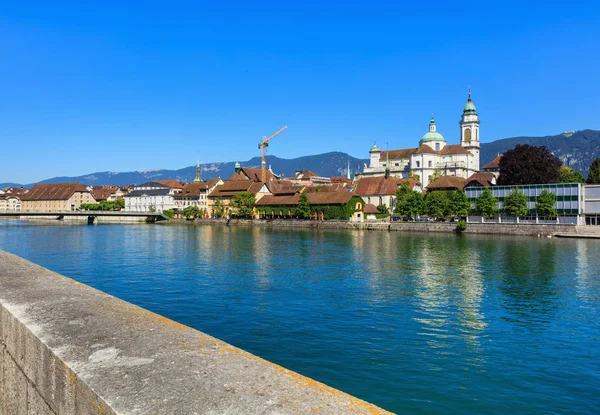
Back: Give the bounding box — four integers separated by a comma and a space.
190, 218, 579, 237
0, 250, 390, 415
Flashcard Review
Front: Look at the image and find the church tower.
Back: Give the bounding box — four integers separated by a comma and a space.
193, 155, 202, 183
460, 88, 480, 172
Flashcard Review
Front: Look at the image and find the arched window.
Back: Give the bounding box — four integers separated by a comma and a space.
464, 128, 471, 142
435, 143, 440, 151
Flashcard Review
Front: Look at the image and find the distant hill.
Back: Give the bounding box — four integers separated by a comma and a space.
480, 129, 600, 175
1, 152, 368, 188
3, 130, 599, 189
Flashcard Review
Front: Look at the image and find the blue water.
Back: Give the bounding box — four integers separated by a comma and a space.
1, 220, 599, 414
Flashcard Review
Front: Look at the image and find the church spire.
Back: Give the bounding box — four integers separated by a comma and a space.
193, 153, 202, 182
346, 157, 351, 180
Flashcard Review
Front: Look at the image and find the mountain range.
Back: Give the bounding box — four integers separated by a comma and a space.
3, 130, 599, 188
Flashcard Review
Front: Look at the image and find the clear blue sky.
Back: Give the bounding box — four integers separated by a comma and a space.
1, 1, 599, 183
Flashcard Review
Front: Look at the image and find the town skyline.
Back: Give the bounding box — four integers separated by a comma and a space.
1, 1, 599, 183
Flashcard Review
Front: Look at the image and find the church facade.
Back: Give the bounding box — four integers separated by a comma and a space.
359, 93, 481, 188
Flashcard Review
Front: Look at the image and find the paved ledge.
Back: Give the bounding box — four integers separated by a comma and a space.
0, 250, 391, 415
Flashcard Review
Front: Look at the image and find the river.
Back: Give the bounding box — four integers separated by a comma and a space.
0, 219, 598, 414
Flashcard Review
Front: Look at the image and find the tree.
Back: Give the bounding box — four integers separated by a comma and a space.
503, 187, 528, 217
475, 187, 498, 218
587, 158, 600, 184
148, 204, 156, 213
498, 144, 561, 185
425, 191, 449, 220
559, 166, 585, 183
448, 190, 471, 218
183, 205, 200, 219
428, 169, 443, 185
536, 190, 557, 217
295, 193, 311, 219
213, 196, 225, 218
162, 209, 175, 220
395, 181, 411, 201
395, 190, 425, 219
408, 172, 421, 182
230, 192, 256, 218
376, 204, 388, 214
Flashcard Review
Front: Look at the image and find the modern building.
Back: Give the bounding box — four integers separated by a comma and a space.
20, 183, 96, 212
464, 183, 584, 217
359, 92, 481, 188
124, 182, 180, 213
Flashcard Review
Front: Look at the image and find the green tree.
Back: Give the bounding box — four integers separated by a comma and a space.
183, 205, 200, 219
230, 192, 256, 218
428, 169, 443, 185
376, 204, 388, 214
536, 190, 557, 217
408, 172, 421, 182
295, 193, 311, 219
162, 209, 175, 220
448, 190, 471, 218
148, 204, 156, 213
394, 182, 412, 213
559, 166, 585, 183
587, 158, 600, 184
395, 190, 425, 219
498, 144, 561, 185
503, 187, 528, 217
114, 199, 125, 210
475, 187, 498, 218
213, 196, 225, 218
425, 191, 449, 219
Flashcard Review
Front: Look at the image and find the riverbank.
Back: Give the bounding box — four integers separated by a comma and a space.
175, 218, 585, 237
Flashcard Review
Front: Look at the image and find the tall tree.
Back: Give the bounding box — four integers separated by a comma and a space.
295, 193, 311, 219
498, 144, 561, 185
536, 190, 557, 217
213, 196, 225, 218
425, 191, 449, 220
559, 166, 585, 183
587, 158, 600, 184
448, 190, 471, 218
395, 181, 411, 202
503, 188, 528, 217
395, 190, 425, 218
183, 205, 200, 219
230, 192, 256, 218
475, 188, 498, 218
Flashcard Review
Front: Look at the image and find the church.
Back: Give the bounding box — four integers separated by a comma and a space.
358, 92, 481, 188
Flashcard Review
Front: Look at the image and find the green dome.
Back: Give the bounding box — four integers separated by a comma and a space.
464, 98, 476, 113
235, 161, 241, 168
420, 131, 446, 142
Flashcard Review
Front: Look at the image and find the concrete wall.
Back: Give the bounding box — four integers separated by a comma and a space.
189, 218, 578, 237
0, 251, 390, 415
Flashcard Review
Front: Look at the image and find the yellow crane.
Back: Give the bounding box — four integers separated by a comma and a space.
258, 126, 287, 183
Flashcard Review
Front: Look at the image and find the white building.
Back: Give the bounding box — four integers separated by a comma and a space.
124, 182, 179, 213
359, 92, 481, 188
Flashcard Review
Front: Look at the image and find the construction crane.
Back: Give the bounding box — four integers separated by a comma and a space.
258, 126, 287, 183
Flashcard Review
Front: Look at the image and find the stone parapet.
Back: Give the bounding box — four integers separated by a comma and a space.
0, 250, 391, 415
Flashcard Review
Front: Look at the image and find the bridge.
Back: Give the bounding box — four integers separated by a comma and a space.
0, 210, 167, 223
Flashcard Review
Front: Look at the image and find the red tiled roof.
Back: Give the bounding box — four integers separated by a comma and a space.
426, 176, 467, 190
255, 192, 359, 206
413, 144, 437, 155
156, 180, 185, 189
292, 170, 319, 179
21, 183, 91, 201
379, 149, 418, 160
465, 172, 496, 187
363, 203, 379, 214
483, 154, 503, 169
173, 182, 211, 198
439, 144, 470, 155
91, 187, 115, 201
354, 176, 418, 196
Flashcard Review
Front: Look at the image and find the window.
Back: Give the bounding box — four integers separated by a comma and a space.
416, 161, 420, 168
428, 161, 432, 168
435, 143, 440, 151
